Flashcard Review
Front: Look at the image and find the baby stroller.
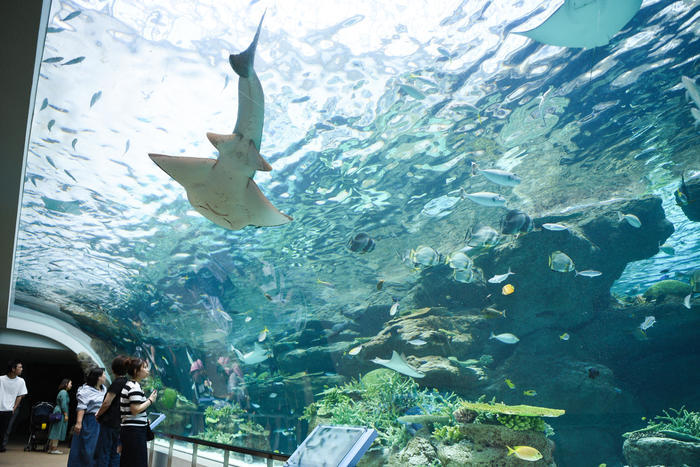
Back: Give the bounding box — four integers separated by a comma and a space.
24, 401, 53, 452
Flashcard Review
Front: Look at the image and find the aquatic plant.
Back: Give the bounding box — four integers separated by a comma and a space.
301, 370, 459, 450
432, 424, 464, 443
457, 400, 565, 418
497, 414, 546, 432
623, 407, 700, 442
199, 403, 269, 447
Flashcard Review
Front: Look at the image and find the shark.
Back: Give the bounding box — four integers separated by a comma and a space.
516, 0, 642, 49
148, 15, 292, 230
371, 350, 425, 378
232, 343, 269, 365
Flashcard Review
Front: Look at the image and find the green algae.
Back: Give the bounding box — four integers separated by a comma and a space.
458, 401, 565, 418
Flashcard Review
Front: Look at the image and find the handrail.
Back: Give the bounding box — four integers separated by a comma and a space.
153, 430, 290, 462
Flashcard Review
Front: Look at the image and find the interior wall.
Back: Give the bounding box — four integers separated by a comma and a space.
0, 345, 84, 445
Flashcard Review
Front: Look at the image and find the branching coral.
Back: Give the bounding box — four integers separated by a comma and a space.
624, 406, 700, 442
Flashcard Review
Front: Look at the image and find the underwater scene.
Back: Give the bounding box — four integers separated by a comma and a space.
13, 0, 700, 465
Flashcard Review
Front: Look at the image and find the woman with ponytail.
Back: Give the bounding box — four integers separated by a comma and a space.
119, 358, 157, 467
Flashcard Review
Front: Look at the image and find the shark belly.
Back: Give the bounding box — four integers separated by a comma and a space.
234, 72, 264, 151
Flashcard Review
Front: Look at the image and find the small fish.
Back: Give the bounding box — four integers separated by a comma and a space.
389, 302, 399, 316
639, 316, 656, 332
446, 251, 472, 270
124, 139, 130, 154
466, 224, 500, 248
410, 245, 440, 267
376, 280, 385, 291
62, 10, 81, 21
542, 223, 568, 231
481, 306, 506, 319
474, 164, 521, 187
523, 389, 537, 397
659, 243, 675, 255
251, 403, 260, 409
549, 251, 575, 273
408, 339, 427, 346
489, 332, 519, 344
40, 98, 48, 110
348, 345, 362, 356
507, 445, 543, 461
90, 91, 102, 107
244, 316, 252, 323
500, 209, 533, 235
269, 393, 277, 398
462, 190, 507, 207
48, 119, 55, 131
348, 232, 375, 253
71, 138, 77, 150
453, 268, 474, 284
576, 270, 602, 278
398, 84, 426, 100
502, 284, 515, 295
42, 56, 64, 63
618, 212, 641, 228
505, 379, 515, 389
683, 294, 691, 309
62, 56, 86, 66
559, 333, 570, 341
264, 293, 273, 301
488, 267, 514, 284
316, 278, 333, 287
258, 327, 269, 342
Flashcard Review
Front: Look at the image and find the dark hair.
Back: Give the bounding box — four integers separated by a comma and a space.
125, 358, 147, 378
58, 379, 71, 391
85, 367, 105, 388
111, 355, 128, 376
6, 360, 22, 374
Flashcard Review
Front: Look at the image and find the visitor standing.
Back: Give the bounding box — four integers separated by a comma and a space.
67, 368, 106, 466
94, 355, 128, 467
119, 358, 157, 467
47, 378, 72, 454
0, 360, 27, 453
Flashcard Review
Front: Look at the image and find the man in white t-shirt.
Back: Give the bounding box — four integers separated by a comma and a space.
0, 361, 27, 453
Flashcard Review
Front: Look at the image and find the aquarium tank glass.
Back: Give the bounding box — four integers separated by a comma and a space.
13, 0, 700, 465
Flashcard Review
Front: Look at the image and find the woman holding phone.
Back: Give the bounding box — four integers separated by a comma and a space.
119, 358, 157, 467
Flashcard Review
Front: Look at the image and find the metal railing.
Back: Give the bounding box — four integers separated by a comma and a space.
150, 430, 290, 467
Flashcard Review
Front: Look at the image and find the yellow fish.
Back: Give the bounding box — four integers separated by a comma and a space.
505, 379, 515, 389
523, 389, 537, 396
559, 333, 570, 341
502, 284, 515, 295
507, 445, 543, 461
317, 278, 334, 287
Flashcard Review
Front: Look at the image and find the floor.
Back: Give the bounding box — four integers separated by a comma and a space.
0, 442, 70, 466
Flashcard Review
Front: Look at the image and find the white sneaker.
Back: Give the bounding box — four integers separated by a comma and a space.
48, 450, 63, 454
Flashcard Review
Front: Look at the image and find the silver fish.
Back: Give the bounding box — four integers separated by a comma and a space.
542, 223, 568, 231
618, 212, 641, 228
489, 332, 519, 344
390, 302, 399, 316
488, 268, 515, 283
639, 316, 656, 332
408, 339, 427, 346
576, 270, 602, 278
478, 168, 521, 187
463, 190, 507, 207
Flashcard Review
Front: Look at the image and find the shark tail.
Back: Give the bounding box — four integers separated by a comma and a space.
229, 13, 265, 78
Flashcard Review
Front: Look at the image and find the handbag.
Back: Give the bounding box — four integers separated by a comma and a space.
146, 422, 154, 441
49, 406, 62, 423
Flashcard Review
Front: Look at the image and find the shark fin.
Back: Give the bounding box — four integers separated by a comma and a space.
206, 133, 272, 171
206, 132, 238, 150
229, 13, 265, 78
148, 153, 215, 188
244, 178, 292, 227
246, 140, 273, 171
